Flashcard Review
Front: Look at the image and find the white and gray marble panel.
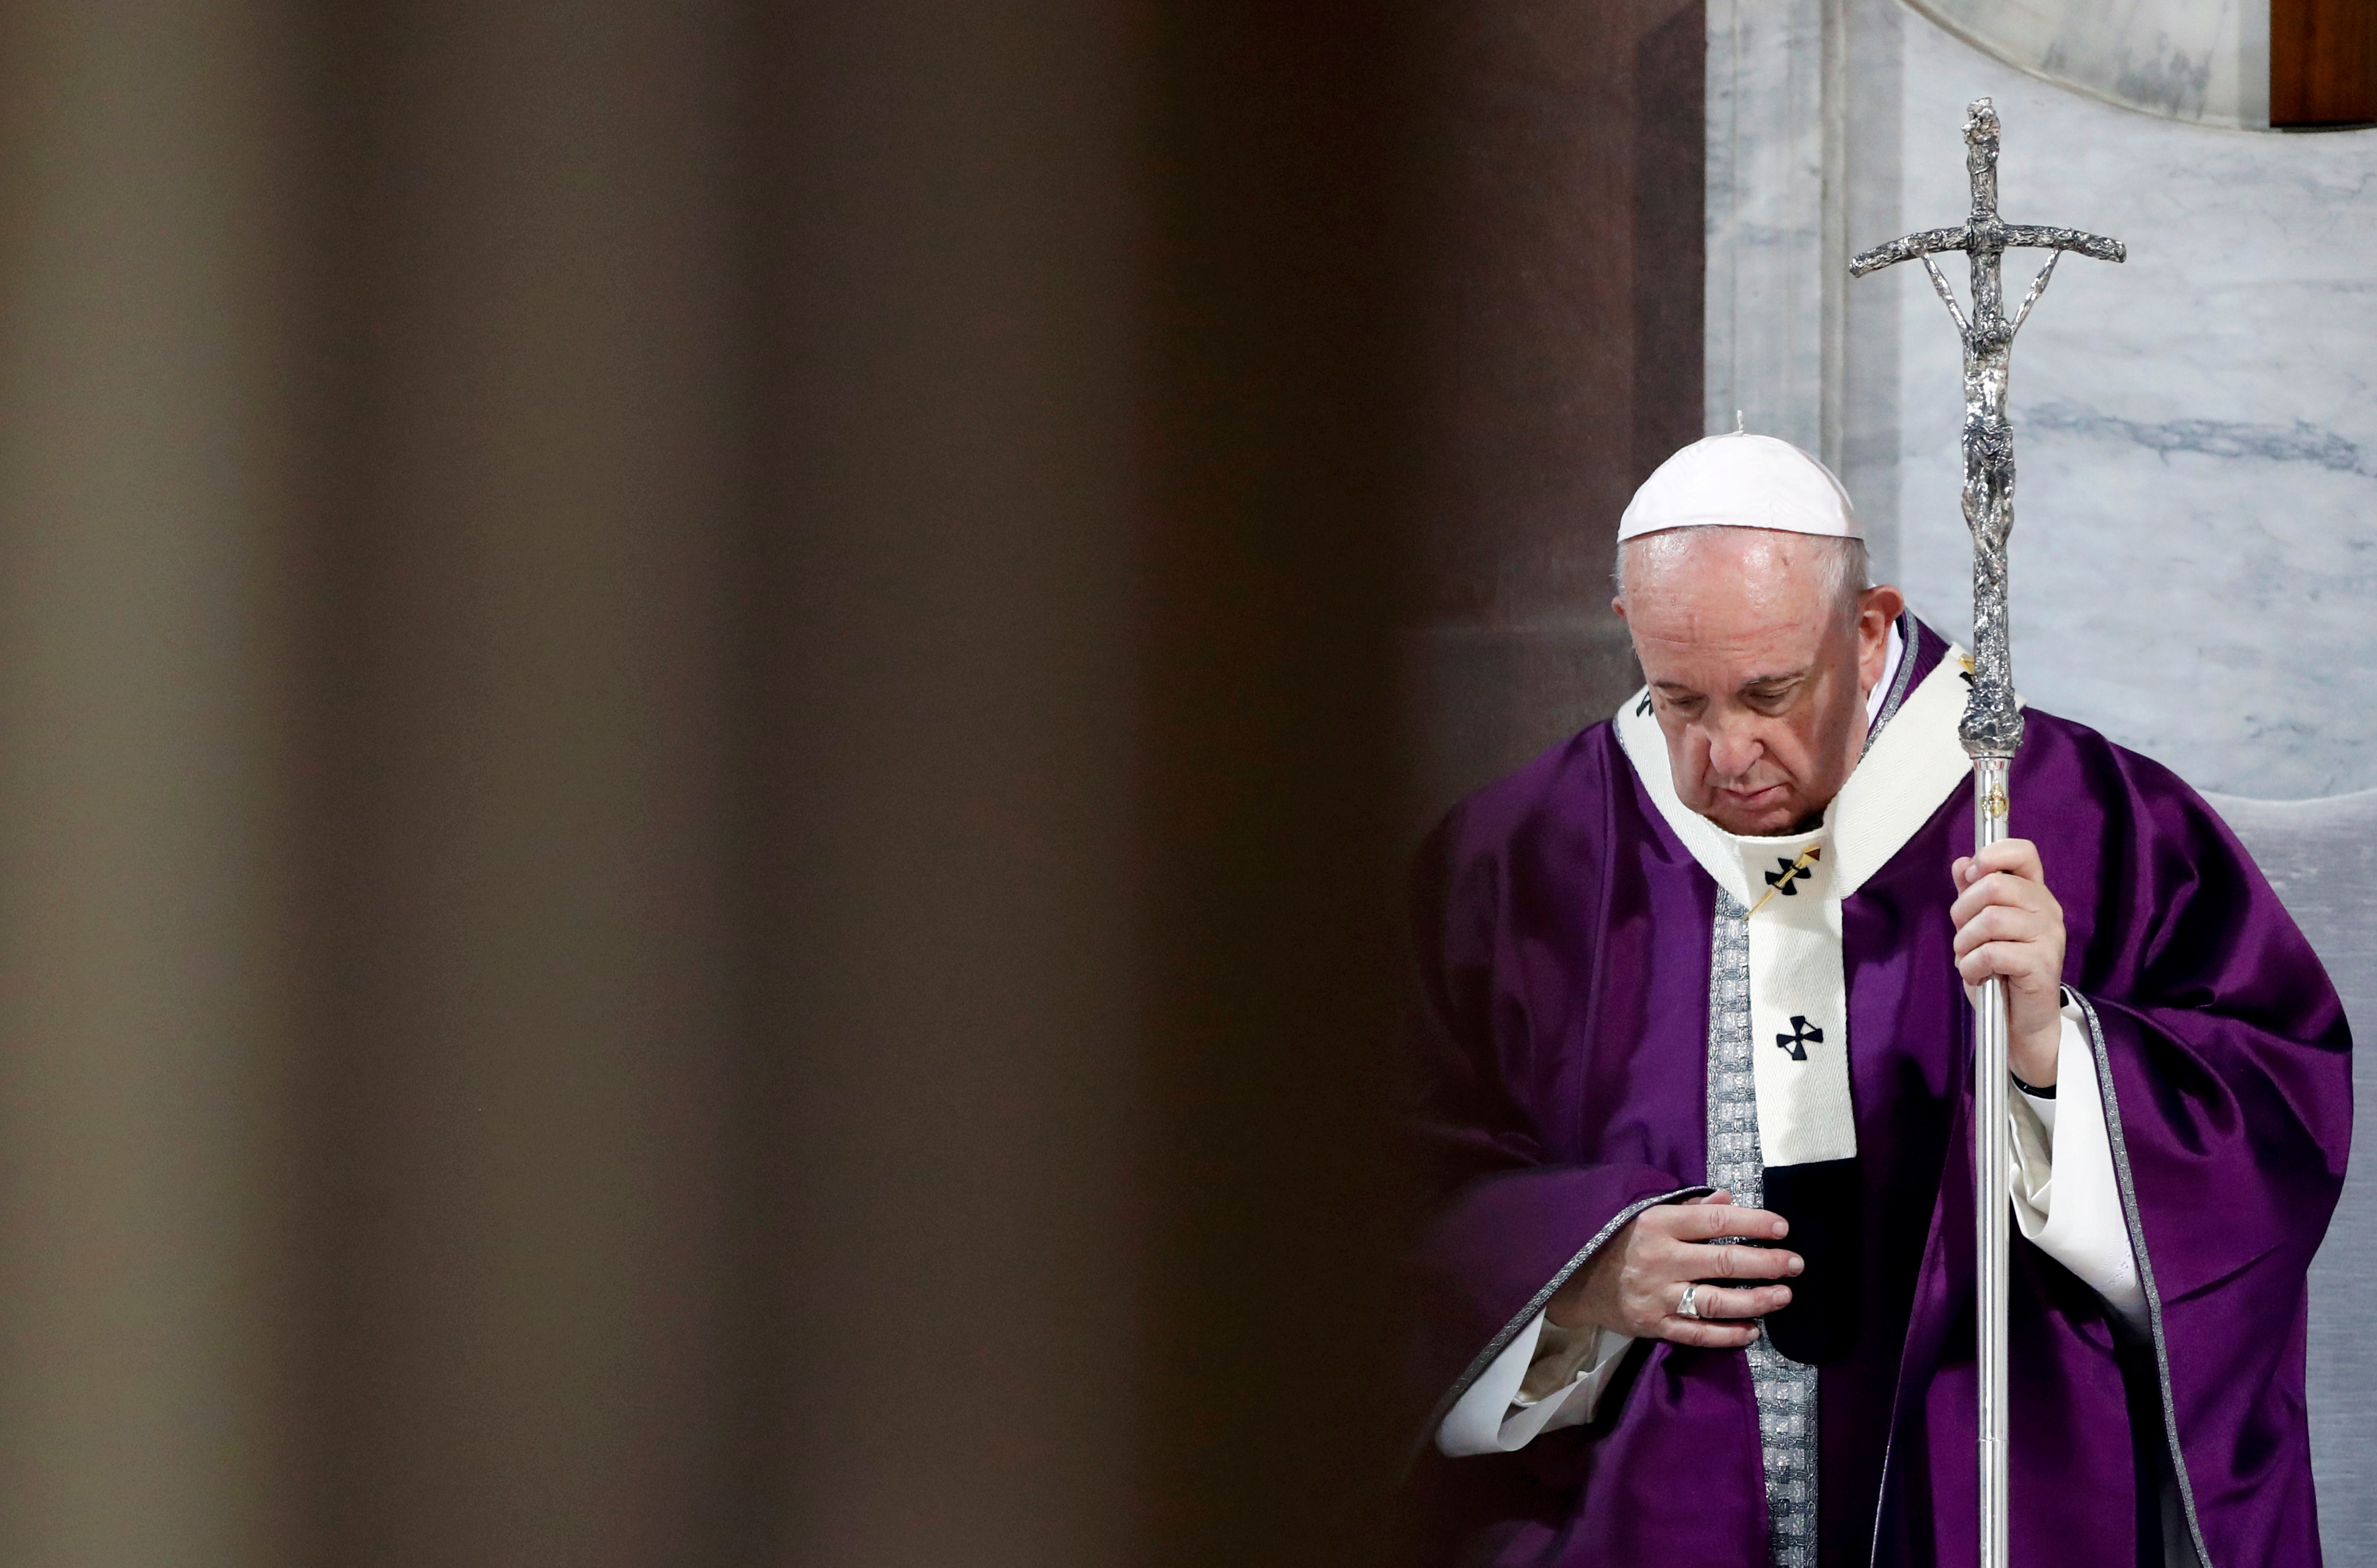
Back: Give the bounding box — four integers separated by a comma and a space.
1869, 12, 2377, 799
1705, 0, 1837, 463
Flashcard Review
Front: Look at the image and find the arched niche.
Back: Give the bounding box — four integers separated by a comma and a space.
1907, 0, 2377, 131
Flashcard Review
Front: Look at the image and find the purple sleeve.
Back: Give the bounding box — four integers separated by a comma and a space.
2043, 730, 2351, 1564
1404, 796, 1704, 1443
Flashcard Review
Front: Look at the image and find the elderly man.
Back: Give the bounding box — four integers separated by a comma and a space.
1404, 433, 2348, 1568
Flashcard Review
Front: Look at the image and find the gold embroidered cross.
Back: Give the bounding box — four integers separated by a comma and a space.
1746, 842, 1823, 918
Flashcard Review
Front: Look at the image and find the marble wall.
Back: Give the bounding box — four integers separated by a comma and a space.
1705, 0, 1841, 466
1712, 0, 2377, 800
1866, 9, 2377, 799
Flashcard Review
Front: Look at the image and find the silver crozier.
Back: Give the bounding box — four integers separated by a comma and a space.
1848, 97, 2123, 1568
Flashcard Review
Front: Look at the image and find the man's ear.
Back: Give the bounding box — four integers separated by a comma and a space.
1859, 584, 1905, 634
1857, 585, 1906, 689
1612, 596, 1628, 624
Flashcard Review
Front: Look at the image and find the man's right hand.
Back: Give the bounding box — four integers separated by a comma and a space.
1546, 1192, 1802, 1349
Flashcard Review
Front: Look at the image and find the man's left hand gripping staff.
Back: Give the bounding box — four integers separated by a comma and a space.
1950, 837, 2067, 1089
1548, 1193, 1802, 1347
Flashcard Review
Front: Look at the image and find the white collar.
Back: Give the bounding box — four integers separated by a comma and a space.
1615, 637, 1971, 906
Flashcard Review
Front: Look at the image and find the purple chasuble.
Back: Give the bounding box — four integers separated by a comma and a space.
1401, 620, 2351, 1568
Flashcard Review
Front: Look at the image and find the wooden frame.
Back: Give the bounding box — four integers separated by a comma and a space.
2272, 0, 2377, 127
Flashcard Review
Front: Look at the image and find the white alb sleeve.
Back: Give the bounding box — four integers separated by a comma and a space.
1434, 1312, 1637, 1456
2008, 998, 2147, 1332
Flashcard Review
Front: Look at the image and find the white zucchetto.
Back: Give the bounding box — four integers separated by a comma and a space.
1618, 431, 1862, 543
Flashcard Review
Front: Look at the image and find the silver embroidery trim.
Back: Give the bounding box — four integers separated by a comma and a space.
1412, 1184, 1711, 1468
2071, 992, 2214, 1567
1709, 891, 1820, 1568
1865, 610, 1922, 749
1854, 613, 1930, 1568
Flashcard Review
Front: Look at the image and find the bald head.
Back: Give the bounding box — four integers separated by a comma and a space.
1613, 527, 1903, 835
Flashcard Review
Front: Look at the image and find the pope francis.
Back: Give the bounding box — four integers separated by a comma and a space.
1402, 432, 2349, 1568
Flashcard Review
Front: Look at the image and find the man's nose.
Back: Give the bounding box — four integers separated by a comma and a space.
1704, 719, 1762, 782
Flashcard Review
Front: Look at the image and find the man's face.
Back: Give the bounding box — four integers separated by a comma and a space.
1615, 529, 1903, 837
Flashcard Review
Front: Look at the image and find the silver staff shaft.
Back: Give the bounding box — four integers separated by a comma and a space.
1851, 98, 2121, 1568
1972, 757, 2013, 1568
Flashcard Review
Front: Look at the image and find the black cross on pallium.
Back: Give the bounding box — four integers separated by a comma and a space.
1765, 856, 1814, 896
1635, 690, 1654, 717
1776, 1015, 1823, 1061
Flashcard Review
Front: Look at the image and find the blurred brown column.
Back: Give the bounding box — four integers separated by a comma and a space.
744, 1, 1153, 1564
0, 2, 308, 1563
1134, 3, 1412, 1565
304, 2, 746, 1562
749, 1, 1408, 1565
0, 0, 1449, 1561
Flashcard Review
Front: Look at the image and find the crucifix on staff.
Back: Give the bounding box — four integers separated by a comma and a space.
1850, 95, 2127, 1568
